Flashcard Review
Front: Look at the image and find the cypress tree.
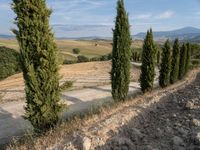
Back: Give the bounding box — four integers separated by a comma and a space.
140, 29, 156, 93
185, 42, 191, 74
111, 0, 131, 101
12, 0, 63, 132
170, 39, 180, 84
159, 40, 172, 88
179, 44, 187, 80
157, 50, 160, 65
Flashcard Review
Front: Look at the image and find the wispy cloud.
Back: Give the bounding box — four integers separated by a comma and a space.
0, 2, 10, 10
134, 14, 152, 20
155, 10, 174, 19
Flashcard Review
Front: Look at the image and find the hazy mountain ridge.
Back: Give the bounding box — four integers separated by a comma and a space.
134, 27, 200, 42
1, 26, 200, 42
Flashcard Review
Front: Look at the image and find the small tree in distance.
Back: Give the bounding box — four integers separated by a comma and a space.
111, 0, 131, 101
170, 38, 180, 84
72, 48, 80, 54
159, 39, 172, 88
140, 29, 156, 93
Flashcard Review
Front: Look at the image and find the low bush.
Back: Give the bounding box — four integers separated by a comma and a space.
60, 81, 74, 91
72, 48, 80, 54
63, 53, 112, 65
191, 59, 200, 68
77, 55, 89, 63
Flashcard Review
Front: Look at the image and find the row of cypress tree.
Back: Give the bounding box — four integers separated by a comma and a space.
12, 0, 191, 133
159, 39, 191, 88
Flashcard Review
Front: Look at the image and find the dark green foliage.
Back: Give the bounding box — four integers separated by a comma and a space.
72, 48, 80, 54
77, 55, 89, 62
157, 50, 161, 65
170, 39, 180, 84
60, 81, 73, 91
111, 0, 131, 101
159, 40, 172, 88
191, 59, 200, 68
131, 48, 142, 62
185, 43, 191, 73
191, 44, 200, 59
0, 46, 21, 80
132, 52, 139, 62
63, 53, 112, 65
12, 0, 62, 132
179, 44, 187, 80
140, 29, 156, 93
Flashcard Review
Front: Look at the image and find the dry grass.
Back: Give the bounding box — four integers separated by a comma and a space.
0, 39, 19, 50
0, 39, 144, 61
6, 68, 200, 150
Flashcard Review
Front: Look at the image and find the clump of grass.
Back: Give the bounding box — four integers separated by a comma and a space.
60, 81, 74, 91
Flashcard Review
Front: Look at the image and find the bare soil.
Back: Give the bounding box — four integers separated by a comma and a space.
0, 61, 140, 103
11, 69, 198, 150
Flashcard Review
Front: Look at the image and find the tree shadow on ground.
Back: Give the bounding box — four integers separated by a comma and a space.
96, 73, 200, 150
0, 107, 31, 150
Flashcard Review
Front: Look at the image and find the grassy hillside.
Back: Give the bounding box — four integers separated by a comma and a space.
0, 39, 143, 62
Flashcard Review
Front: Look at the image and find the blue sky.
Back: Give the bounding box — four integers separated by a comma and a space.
0, 0, 200, 37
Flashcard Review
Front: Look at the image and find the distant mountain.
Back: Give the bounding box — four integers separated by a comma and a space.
134, 27, 200, 42
0, 34, 15, 39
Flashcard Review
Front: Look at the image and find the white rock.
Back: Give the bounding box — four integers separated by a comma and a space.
192, 119, 200, 127
82, 137, 91, 150
185, 101, 194, 109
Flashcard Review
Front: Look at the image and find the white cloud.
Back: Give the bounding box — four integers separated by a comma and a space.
155, 10, 174, 19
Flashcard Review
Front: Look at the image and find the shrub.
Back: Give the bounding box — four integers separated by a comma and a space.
77, 55, 89, 63
140, 29, 156, 93
170, 39, 180, 84
0, 46, 21, 80
159, 40, 172, 88
60, 81, 74, 91
72, 48, 80, 54
12, 0, 63, 132
111, 0, 131, 101
63, 60, 77, 64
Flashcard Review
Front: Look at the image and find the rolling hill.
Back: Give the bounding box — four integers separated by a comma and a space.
134, 27, 200, 42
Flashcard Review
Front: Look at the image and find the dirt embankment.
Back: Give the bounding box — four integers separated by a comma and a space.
98, 72, 200, 150
10, 69, 198, 150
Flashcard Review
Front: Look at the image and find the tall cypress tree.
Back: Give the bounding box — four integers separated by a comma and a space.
185, 42, 191, 74
170, 38, 180, 84
12, 0, 62, 132
159, 40, 172, 88
111, 0, 131, 101
179, 44, 187, 80
140, 29, 156, 93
